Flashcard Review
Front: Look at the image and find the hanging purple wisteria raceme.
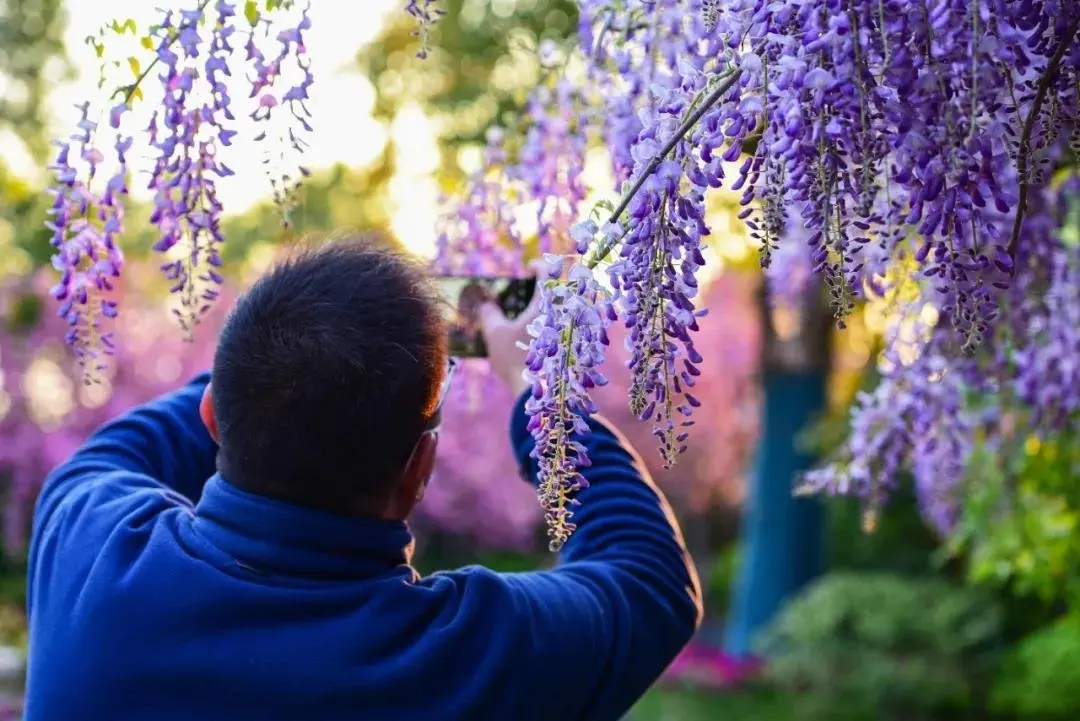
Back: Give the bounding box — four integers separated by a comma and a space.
431, 58, 602, 545
48, 0, 1080, 549
420, 0, 1080, 548
46, 0, 313, 378
404, 0, 446, 59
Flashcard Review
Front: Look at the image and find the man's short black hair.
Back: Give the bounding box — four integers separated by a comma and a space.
211, 235, 447, 513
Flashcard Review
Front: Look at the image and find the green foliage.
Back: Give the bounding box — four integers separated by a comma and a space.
357, 0, 579, 149
0, 573, 27, 651
705, 544, 740, 616
5, 292, 43, 336
0, 163, 57, 271
946, 429, 1080, 606
412, 540, 546, 577
1062, 189, 1080, 248
108, 18, 138, 36
213, 159, 399, 258
0, 0, 69, 160
827, 483, 944, 576
990, 613, 1080, 719
0, 576, 25, 612
633, 684, 794, 721
99, 160, 399, 275
0, 0, 67, 274
758, 572, 1002, 721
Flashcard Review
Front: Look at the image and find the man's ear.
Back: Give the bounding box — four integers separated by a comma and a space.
200, 383, 219, 443
393, 430, 438, 517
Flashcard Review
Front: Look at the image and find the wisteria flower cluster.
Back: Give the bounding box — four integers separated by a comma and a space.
46, 0, 314, 377
433, 128, 526, 276
431, 65, 605, 548
418, 275, 760, 551
0, 266, 757, 558
45, 100, 129, 382
46, 0, 1080, 548
426, 0, 1080, 546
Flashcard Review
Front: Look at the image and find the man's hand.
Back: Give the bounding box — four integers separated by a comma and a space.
478, 268, 543, 398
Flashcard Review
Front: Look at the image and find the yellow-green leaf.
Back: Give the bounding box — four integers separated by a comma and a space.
122, 18, 137, 35
244, 0, 259, 25
141, 35, 154, 51
128, 56, 141, 78
132, 86, 144, 102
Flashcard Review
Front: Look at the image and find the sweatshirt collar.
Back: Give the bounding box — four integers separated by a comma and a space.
191, 475, 416, 581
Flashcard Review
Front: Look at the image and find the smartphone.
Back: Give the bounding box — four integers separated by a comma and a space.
435, 276, 537, 357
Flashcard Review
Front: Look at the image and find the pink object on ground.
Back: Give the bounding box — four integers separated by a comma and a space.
661, 642, 764, 689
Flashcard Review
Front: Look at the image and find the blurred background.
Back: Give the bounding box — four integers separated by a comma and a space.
0, 1, 1077, 720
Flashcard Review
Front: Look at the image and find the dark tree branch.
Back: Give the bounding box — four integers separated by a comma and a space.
1007, 17, 1079, 266
587, 70, 739, 268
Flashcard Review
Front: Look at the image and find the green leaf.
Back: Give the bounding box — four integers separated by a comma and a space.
128, 56, 141, 79
244, 0, 260, 25
83, 31, 106, 58
1061, 192, 1080, 249
109, 18, 137, 36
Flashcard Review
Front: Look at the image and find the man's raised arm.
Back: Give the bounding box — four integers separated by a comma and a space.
502, 392, 703, 721
33, 372, 218, 531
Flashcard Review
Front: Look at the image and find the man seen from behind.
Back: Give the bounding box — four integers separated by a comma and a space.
26, 237, 703, 721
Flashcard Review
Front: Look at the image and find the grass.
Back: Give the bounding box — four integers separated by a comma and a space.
632, 683, 795, 721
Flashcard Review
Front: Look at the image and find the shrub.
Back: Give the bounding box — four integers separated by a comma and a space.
990, 613, 1080, 719
757, 572, 1002, 721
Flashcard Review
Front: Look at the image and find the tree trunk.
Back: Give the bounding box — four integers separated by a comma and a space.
722, 282, 831, 658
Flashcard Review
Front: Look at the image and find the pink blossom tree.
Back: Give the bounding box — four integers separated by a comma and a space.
0, 265, 232, 555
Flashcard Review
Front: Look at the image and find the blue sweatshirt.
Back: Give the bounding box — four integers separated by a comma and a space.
26, 373, 701, 721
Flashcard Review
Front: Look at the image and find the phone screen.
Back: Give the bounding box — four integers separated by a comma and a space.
434, 276, 536, 357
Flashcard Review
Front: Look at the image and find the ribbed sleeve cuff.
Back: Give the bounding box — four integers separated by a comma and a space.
508, 390, 539, 485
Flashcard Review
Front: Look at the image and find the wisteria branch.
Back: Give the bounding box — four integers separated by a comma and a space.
1007, 16, 1080, 264
113, 0, 216, 104
585, 70, 738, 269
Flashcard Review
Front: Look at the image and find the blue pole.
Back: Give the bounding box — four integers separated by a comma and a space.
722, 368, 827, 658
